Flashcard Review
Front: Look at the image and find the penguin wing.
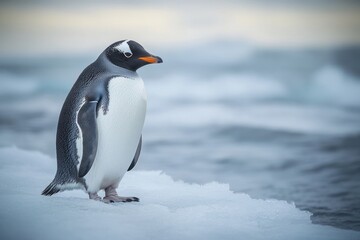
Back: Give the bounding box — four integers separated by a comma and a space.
128, 136, 142, 171
77, 100, 98, 178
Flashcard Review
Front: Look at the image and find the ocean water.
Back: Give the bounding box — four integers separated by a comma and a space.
0, 42, 359, 231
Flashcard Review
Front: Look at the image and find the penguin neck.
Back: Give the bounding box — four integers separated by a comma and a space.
97, 52, 139, 79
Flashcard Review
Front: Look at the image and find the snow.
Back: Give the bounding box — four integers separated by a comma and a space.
0, 147, 359, 240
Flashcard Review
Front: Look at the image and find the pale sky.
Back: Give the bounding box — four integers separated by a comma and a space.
0, 1, 360, 56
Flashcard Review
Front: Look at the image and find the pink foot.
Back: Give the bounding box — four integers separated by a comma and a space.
103, 186, 139, 203
88, 192, 101, 201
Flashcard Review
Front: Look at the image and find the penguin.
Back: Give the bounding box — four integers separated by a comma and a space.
42, 40, 162, 203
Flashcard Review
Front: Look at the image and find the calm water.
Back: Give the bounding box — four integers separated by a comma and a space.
0, 42, 359, 231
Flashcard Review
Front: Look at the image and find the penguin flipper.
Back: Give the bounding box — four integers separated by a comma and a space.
128, 136, 142, 171
78, 100, 99, 178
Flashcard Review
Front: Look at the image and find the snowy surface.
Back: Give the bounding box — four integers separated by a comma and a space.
0, 147, 359, 240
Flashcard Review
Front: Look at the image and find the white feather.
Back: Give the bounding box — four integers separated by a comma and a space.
57, 182, 85, 191
82, 76, 147, 193
75, 98, 86, 171
114, 40, 133, 57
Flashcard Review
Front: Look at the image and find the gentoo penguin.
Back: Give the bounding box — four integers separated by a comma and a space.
42, 40, 162, 203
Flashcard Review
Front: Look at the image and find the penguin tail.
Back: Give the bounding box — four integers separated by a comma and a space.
42, 180, 61, 196
42, 178, 84, 196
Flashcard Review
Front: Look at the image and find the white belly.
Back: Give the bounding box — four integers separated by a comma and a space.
83, 76, 147, 193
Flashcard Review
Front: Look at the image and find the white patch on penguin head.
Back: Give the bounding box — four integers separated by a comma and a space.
114, 40, 133, 58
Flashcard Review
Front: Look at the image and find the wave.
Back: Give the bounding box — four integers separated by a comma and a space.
305, 65, 360, 107
148, 65, 360, 107
0, 72, 39, 96
144, 65, 360, 135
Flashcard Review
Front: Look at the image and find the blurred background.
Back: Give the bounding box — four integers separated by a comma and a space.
0, 0, 360, 231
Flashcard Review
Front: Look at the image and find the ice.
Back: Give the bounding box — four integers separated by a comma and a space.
0, 146, 359, 240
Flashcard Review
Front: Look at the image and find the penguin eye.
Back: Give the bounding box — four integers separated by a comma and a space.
124, 52, 133, 58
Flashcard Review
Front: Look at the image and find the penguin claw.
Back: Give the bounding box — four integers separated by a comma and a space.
103, 186, 139, 203
102, 196, 140, 203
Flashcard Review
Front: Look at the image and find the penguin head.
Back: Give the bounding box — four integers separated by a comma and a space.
105, 40, 163, 71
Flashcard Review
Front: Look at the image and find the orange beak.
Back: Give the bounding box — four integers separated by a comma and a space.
138, 56, 163, 63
